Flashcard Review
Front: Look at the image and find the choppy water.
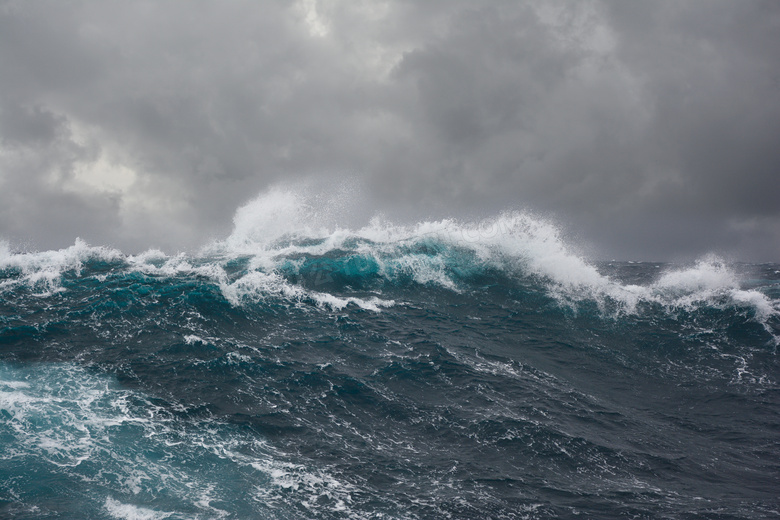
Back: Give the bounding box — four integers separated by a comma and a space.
1, 188, 779, 519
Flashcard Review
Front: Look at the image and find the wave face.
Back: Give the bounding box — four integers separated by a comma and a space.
1, 188, 779, 519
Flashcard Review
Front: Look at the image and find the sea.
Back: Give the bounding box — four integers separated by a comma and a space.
1, 188, 778, 519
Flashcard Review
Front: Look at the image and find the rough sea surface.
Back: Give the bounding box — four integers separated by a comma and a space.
2, 189, 779, 519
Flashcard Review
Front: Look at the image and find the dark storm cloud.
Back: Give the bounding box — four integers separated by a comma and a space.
597, 1, 780, 259
0, 0, 778, 260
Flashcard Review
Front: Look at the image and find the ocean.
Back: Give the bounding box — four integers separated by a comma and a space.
1, 188, 778, 519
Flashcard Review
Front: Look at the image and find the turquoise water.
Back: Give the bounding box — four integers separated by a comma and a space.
1, 195, 778, 518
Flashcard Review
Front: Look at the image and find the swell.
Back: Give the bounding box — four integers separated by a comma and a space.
1, 185, 779, 349
1, 241, 776, 394
2, 239, 778, 344
1, 232, 779, 517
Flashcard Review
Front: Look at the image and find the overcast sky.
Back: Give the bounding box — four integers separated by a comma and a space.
1, 0, 778, 261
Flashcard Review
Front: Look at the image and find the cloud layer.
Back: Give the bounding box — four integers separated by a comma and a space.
1, 0, 778, 260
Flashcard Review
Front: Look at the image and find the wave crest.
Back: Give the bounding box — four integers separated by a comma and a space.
1, 186, 778, 331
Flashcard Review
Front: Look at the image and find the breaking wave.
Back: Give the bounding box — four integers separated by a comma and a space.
2, 186, 777, 330
2, 185, 779, 518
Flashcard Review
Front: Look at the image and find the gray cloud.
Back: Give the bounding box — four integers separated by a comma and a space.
0, 0, 778, 260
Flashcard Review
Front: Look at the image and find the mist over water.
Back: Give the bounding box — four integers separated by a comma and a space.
1, 185, 779, 518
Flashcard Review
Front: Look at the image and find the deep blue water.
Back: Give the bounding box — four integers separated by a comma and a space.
1, 200, 779, 519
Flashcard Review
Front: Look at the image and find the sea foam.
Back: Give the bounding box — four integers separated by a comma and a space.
203, 185, 778, 325
1, 185, 777, 326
